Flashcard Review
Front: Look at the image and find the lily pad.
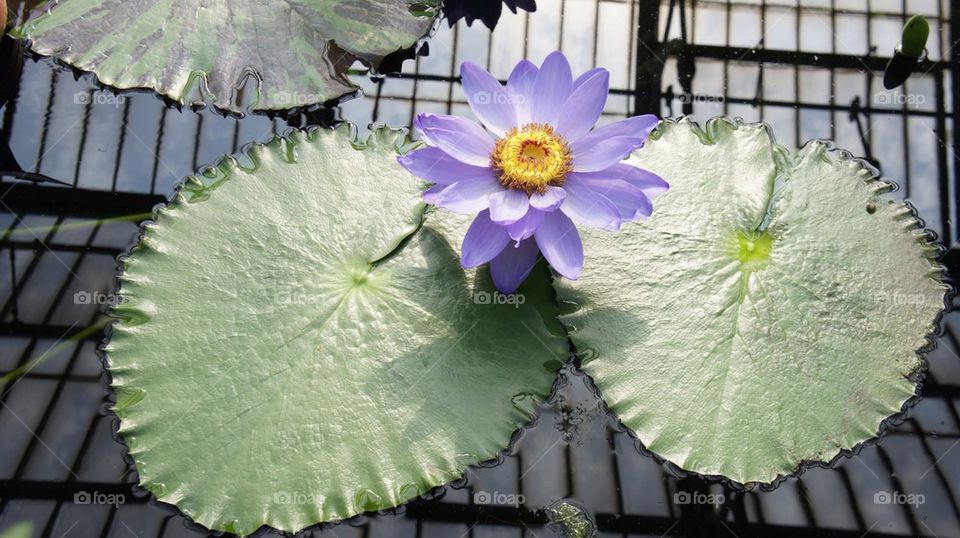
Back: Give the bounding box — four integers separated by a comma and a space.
556, 118, 948, 484
107, 125, 567, 535
13, 0, 439, 112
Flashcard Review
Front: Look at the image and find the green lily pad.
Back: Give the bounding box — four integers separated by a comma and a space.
13, 0, 439, 112
107, 125, 567, 535
556, 118, 948, 484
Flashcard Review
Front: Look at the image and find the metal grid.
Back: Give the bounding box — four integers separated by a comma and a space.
0, 1, 958, 537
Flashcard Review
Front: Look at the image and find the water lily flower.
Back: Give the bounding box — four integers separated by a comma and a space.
398, 51, 668, 293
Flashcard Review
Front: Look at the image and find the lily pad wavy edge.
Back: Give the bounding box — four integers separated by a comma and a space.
92, 117, 952, 536
99, 122, 572, 536
555, 116, 953, 489
10, 2, 442, 115
101, 123, 416, 535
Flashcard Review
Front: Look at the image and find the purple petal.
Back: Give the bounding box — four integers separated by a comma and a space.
573, 67, 606, 91
555, 69, 609, 140
529, 186, 566, 211
414, 113, 495, 167
398, 147, 496, 185
423, 184, 445, 204
575, 177, 652, 221
506, 208, 545, 243
488, 189, 530, 224
433, 177, 506, 214
460, 61, 517, 137
570, 114, 659, 156
570, 136, 644, 172
616, 186, 653, 221
490, 237, 541, 294
461, 210, 512, 268
507, 60, 539, 126
559, 174, 622, 230
575, 163, 669, 197
534, 210, 583, 280
531, 51, 573, 125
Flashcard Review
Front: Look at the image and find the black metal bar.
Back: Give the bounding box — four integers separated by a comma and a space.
0, 322, 103, 340
0, 182, 165, 217
0, 480, 137, 501
374, 89, 951, 118
950, 0, 960, 250
633, 0, 663, 115
0, 240, 123, 256
679, 44, 944, 72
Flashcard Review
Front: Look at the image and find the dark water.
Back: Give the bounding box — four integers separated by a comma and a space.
1, 1, 959, 537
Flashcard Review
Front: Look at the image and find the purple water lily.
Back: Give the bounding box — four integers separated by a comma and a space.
398, 50, 668, 293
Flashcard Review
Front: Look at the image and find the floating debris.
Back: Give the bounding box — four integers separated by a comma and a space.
883, 15, 929, 90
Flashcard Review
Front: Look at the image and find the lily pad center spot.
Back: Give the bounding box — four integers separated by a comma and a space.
351, 272, 370, 288
734, 230, 773, 272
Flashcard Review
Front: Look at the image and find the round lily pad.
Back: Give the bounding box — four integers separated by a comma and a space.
13, 0, 439, 112
556, 118, 948, 484
107, 125, 567, 535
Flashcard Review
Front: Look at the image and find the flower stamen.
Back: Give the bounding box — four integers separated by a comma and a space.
491, 123, 572, 194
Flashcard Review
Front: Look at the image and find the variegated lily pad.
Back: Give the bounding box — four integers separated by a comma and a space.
14, 0, 439, 112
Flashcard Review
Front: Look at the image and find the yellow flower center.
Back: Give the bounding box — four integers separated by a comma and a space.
491, 123, 572, 194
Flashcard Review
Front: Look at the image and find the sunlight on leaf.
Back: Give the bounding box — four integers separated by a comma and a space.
556, 118, 948, 484
107, 125, 567, 535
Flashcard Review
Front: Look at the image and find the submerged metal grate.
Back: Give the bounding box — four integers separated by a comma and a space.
0, 1, 958, 536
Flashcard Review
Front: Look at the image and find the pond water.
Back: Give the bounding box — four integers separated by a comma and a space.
0, 1, 959, 537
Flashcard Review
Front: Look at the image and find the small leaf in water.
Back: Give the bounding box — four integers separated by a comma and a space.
546, 500, 597, 538
883, 15, 929, 89
901, 15, 930, 57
